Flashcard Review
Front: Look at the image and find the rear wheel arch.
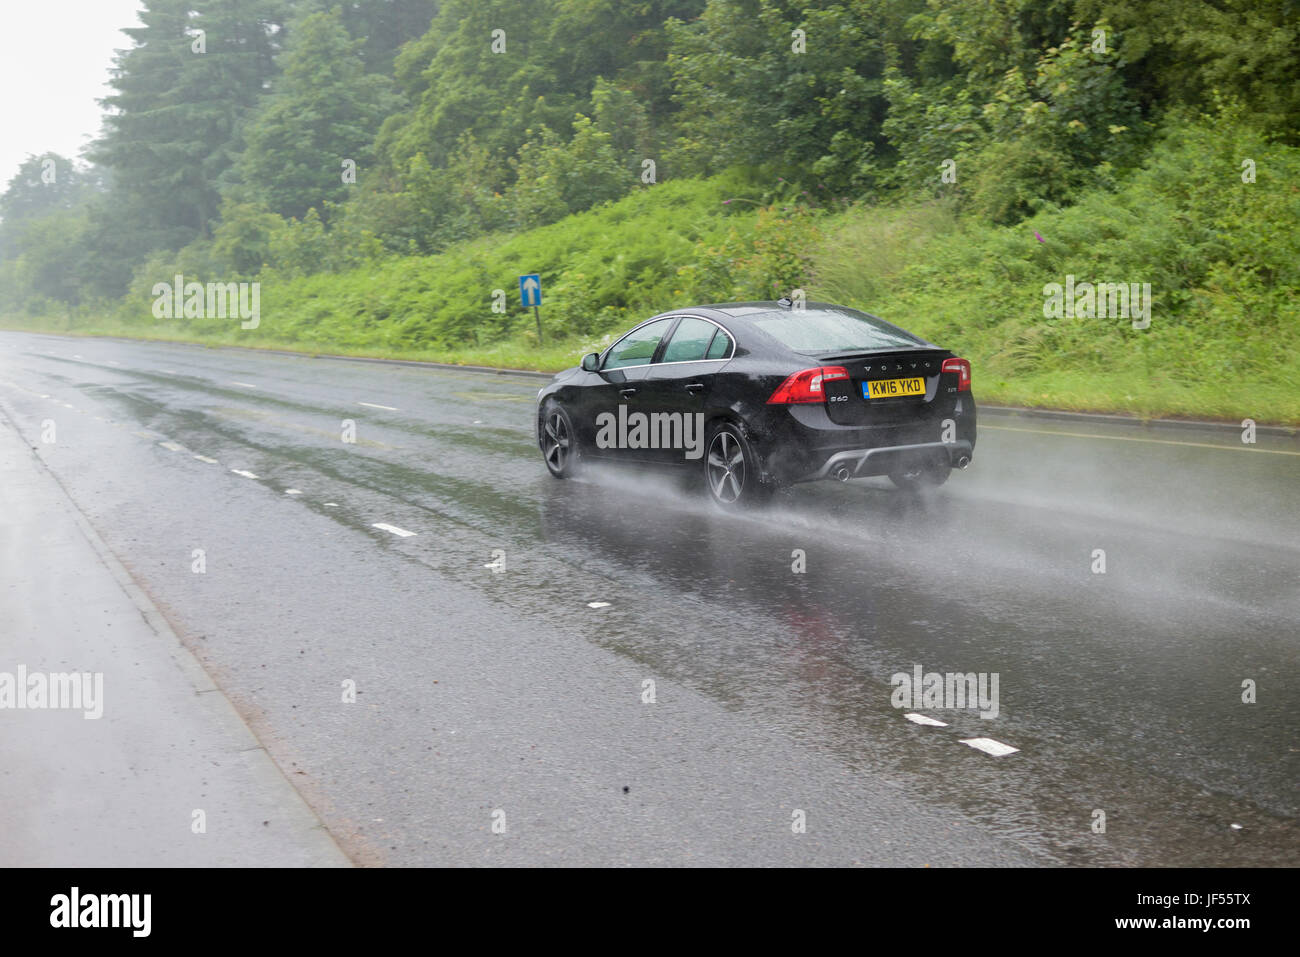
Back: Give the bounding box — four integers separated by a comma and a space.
702, 418, 774, 507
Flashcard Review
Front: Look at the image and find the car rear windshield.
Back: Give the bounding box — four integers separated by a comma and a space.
749, 308, 926, 354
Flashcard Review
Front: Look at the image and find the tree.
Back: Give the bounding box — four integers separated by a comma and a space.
381, 0, 702, 173
90, 0, 288, 247
0, 154, 95, 225
506, 115, 628, 229
232, 8, 404, 220
1074, 0, 1300, 136
665, 0, 908, 190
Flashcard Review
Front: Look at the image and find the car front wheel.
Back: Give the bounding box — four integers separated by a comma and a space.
539, 401, 580, 478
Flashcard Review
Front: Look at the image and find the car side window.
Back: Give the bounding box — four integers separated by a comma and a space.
705, 327, 733, 360
660, 317, 719, 363
603, 318, 673, 369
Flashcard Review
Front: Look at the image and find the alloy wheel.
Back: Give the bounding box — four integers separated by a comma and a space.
707, 430, 745, 503
542, 411, 570, 472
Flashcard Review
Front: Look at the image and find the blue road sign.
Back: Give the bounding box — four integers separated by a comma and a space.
520, 274, 542, 308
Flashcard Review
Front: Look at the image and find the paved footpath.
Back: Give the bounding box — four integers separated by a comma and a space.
0, 408, 349, 866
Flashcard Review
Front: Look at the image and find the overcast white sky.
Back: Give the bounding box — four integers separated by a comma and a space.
0, 0, 146, 188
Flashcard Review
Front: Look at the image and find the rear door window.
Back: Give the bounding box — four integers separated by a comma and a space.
661, 317, 721, 363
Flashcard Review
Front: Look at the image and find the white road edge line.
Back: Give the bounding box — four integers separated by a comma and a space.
358, 401, 399, 411
959, 737, 1020, 757
372, 522, 415, 537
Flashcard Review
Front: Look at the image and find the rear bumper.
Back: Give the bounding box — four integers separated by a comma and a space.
745, 396, 977, 485
809, 440, 972, 482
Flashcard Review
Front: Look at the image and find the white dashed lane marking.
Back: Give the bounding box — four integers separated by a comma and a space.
959, 737, 1020, 757
193, 454, 219, 464
230, 381, 257, 389
358, 401, 398, 411
372, 523, 415, 537
285, 489, 303, 496
904, 713, 949, 727
158, 441, 184, 452
587, 601, 611, 609
230, 469, 259, 479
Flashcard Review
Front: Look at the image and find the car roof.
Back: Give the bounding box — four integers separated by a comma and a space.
640, 300, 891, 335
688, 301, 874, 321
609, 301, 931, 360
675, 301, 936, 352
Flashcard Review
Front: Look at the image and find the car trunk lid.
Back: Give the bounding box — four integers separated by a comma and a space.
819, 348, 955, 426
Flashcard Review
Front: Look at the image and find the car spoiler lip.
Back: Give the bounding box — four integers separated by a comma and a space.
810, 345, 946, 362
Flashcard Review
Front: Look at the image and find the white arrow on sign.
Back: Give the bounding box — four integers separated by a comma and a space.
520, 274, 542, 306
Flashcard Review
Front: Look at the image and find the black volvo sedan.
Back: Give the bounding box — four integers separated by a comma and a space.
536, 300, 976, 507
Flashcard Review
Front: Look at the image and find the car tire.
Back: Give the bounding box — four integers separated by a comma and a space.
539, 401, 580, 478
887, 463, 951, 491
704, 421, 771, 508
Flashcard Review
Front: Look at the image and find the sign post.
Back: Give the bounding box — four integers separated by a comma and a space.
520, 274, 542, 344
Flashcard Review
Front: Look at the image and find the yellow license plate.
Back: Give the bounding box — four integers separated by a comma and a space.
865, 376, 925, 399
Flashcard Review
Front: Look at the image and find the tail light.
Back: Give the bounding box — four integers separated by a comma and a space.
941, 357, 971, 391
766, 366, 849, 404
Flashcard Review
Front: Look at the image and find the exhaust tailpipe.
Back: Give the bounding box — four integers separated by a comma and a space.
956, 455, 971, 469
833, 466, 852, 482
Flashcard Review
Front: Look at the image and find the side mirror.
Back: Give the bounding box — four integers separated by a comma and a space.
580, 352, 600, 372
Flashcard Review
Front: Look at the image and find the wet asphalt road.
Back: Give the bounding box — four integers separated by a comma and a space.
1, 330, 1296, 867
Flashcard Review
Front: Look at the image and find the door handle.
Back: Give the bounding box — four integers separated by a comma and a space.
684, 383, 705, 393
619, 387, 637, 397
